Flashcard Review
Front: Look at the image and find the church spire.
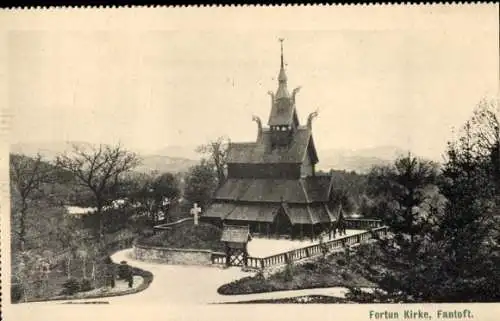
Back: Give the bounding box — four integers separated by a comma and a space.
276, 38, 289, 99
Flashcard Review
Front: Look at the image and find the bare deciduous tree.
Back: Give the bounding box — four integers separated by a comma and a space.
56, 143, 140, 241
10, 154, 50, 251
196, 136, 230, 187
470, 98, 499, 159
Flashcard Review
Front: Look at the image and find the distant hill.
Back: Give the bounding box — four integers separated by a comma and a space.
136, 155, 198, 174
10, 141, 88, 161
317, 146, 411, 173
11, 141, 418, 175
150, 145, 201, 161
11, 141, 199, 174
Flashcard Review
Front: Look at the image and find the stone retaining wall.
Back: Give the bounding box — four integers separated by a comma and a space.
133, 244, 213, 266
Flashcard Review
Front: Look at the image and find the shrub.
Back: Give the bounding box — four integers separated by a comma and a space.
283, 262, 295, 282
11, 283, 23, 303
80, 279, 93, 292
302, 262, 316, 271
118, 263, 132, 280
141, 229, 154, 238
341, 271, 352, 281
61, 278, 81, 295
337, 258, 347, 266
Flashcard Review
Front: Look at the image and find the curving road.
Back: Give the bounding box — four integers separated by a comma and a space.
53, 248, 352, 305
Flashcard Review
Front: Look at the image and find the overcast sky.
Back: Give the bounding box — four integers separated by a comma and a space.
5, 5, 499, 160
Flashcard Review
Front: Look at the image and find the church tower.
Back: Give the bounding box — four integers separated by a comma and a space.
203, 39, 335, 241
267, 39, 300, 147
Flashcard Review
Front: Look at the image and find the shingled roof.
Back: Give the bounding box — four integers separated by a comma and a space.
213, 175, 333, 204
225, 203, 279, 222
205, 202, 335, 225
227, 127, 318, 164
285, 204, 334, 224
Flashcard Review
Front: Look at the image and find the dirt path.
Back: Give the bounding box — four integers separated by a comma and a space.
42, 248, 359, 305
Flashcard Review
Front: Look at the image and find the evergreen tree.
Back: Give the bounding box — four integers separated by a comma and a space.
349, 154, 444, 302
435, 100, 500, 301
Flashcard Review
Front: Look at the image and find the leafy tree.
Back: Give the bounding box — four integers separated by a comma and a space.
323, 169, 370, 215
328, 187, 355, 214
435, 99, 500, 301
183, 160, 218, 210
131, 172, 181, 225
347, 154, 445, 302
196, 136, 230, 186
56, 143, 140, 241
10, 154, 51, 251
350, 99, 499, 303
367, 154, 440, 245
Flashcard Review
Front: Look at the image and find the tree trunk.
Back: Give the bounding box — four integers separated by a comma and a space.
96, 202, 104, 242
82, 256, 87, 279
19, 200, 28, 252
67, 257, 71, 279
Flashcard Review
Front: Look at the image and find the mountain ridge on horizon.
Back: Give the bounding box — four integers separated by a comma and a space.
10, 140, 437, 174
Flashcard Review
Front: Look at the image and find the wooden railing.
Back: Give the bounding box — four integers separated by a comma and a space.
246, 226, 388, 270
344, 218, 382, 229
211, 252, 226, 265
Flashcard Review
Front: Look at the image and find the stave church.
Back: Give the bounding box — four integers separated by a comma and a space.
202, 41, 341, 240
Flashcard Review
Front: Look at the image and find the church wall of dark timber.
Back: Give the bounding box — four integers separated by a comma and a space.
227, 163, 301, 179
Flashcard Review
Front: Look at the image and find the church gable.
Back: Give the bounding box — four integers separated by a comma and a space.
226, 128, 313, 164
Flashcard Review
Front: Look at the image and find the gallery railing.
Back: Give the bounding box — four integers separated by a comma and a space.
211, 226, 388, 269
344, 218, 382, 229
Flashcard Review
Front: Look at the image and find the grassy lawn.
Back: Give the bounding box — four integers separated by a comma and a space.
137, 221, 224, 252
218, 252, 374, 295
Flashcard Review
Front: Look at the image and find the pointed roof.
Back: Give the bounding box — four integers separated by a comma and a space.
268, 39, 297, 126
276, 38, 289, 100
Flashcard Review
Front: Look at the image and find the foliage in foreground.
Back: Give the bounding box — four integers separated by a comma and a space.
348, 99, 500, 303
217, 252, 373, 295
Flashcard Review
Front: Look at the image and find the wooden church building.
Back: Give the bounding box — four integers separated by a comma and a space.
202, 41, 338, 240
